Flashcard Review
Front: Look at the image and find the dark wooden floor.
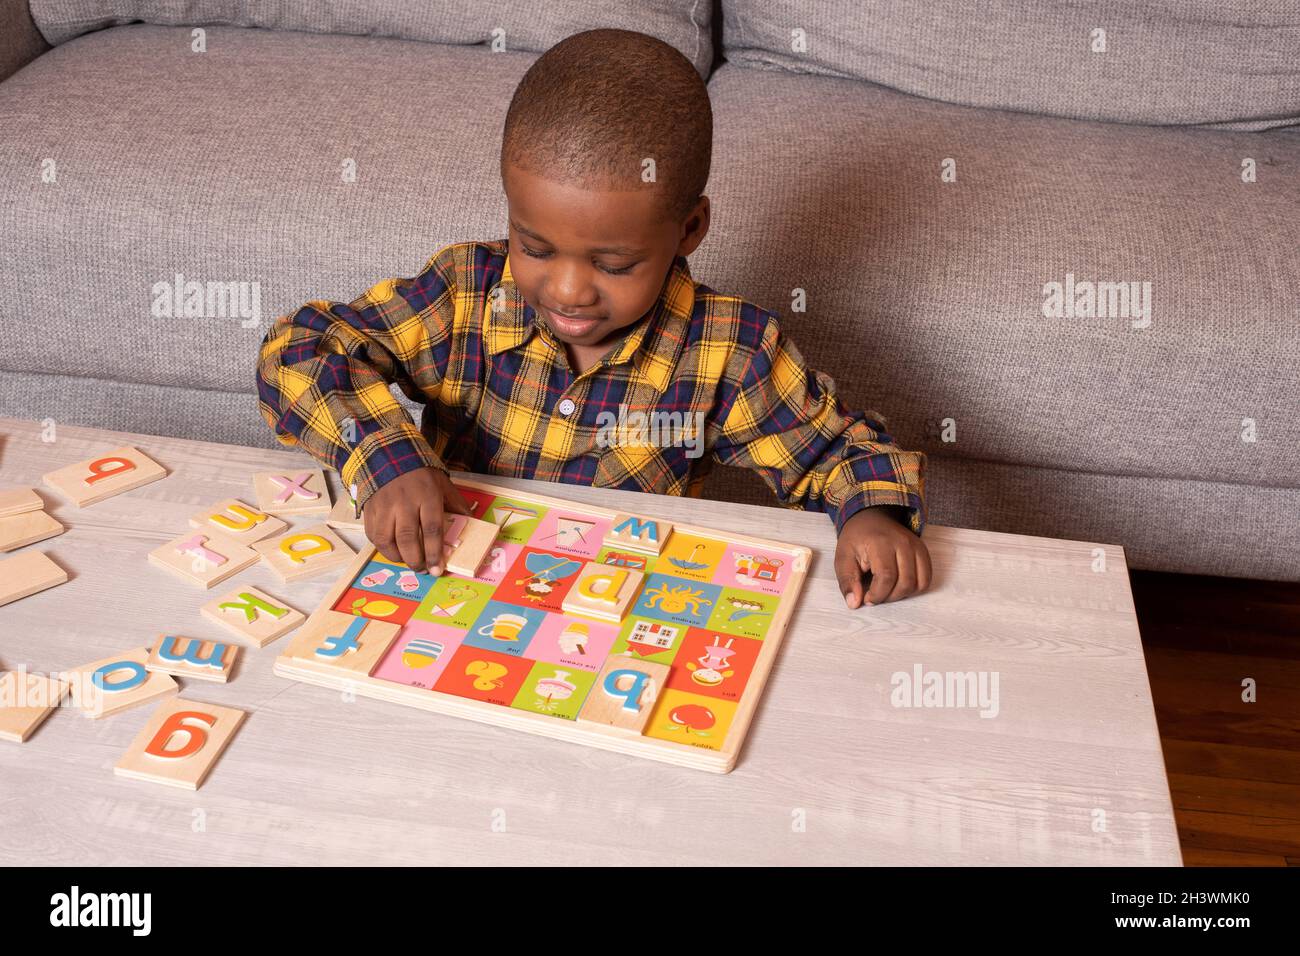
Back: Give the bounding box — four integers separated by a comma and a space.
1131, 570, 1300, 866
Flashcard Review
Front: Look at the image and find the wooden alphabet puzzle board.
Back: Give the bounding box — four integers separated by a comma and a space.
275, 479, 811, 772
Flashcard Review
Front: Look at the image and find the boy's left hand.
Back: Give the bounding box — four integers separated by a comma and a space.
834, 506, 932, 608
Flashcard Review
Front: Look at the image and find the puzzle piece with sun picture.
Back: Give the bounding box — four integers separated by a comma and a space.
274, 478, 810, 772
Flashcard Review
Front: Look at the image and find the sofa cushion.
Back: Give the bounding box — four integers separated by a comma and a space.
721, 0, 1300, 128
0, 0, 50, 82
697, 63, 1300, 491
29, 0, 715, 77
0, 23, 534, 393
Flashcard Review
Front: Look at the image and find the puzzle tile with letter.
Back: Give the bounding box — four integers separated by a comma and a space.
114, 697, 246, 790
64, 646, 178, 719
253, 469, 330, 516
200, 586, 305, 647
146, 636, 239, 683
188, 498, 286, 545
252, 523, 356, 583
42, 445, 166, 507
148, 529, 258, 589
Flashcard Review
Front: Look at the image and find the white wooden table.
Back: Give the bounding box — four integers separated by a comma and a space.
0, 418, 1181, 865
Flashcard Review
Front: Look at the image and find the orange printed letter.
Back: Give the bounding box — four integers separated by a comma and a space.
145, 711, 216, 759
84, 456, 136, 486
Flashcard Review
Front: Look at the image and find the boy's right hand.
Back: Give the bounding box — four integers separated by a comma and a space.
362, 466, 472, 574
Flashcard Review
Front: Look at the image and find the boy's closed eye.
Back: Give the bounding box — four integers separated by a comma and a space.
519, 243, 639, 276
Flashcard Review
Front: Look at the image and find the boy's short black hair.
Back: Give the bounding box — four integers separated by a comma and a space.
501, 28, 712, 224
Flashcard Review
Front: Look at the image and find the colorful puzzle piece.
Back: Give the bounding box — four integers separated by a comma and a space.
114, 698, 246, 790
645, 689, 739, 748
42, 445, 166, 507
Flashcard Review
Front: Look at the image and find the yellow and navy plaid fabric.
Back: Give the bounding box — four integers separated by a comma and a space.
256, 239, 926, 534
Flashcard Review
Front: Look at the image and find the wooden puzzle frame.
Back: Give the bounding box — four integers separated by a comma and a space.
274, 478, 812, 773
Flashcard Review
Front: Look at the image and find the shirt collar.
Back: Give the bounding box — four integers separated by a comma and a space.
486, 247, 696, 389
483, 250, 533, 356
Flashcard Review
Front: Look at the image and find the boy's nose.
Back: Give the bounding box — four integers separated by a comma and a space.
547, 266, 599, 308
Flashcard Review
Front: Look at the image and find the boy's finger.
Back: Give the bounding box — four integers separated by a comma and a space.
441, 480, 473, 516
916, 543, 933, 593
369, 510, 400, 565
834, 547, 864, 609
421, 500, 446, 576
863, 546, 898, 606
890, 549, 917, 602
394, 511, 428, 573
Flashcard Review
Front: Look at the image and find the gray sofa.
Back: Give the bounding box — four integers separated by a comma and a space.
2, 0, 1297, 580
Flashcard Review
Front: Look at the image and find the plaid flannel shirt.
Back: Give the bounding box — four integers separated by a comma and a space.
256, 239, 926, 534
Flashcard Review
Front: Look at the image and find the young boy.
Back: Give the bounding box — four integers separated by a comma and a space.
257, 28, 930, 608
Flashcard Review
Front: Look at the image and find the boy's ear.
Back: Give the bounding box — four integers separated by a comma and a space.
677, 195, 710, 258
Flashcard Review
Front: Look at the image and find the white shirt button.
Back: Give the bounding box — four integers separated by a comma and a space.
557, 398, 576, 417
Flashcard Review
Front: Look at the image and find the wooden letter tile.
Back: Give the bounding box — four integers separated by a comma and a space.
0, 671, 68, 743
188, 497, 286, 544
253, 469, 331, 516
200, 586, 305, 647
603, 513, 672, 555
42, 445, 166, 507
114, 697, 246, 790
146, 636, 239, 683
148, 529, 258, 589
0, 510, 64, 552
443, 515, 499, 576
281, 610, 400, 677
252, 524, 355, 583
326, 483, 365, 531
0, 551, 68, 607
65, 647, 178, 719
577, 656, 670, 733
0, 487, 43, 518
562, 562, 644, 623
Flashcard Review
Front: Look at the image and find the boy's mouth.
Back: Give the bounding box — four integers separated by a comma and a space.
541, 305, 603, 339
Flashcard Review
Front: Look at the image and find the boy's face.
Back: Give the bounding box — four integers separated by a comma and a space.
502, 161, 708, 353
